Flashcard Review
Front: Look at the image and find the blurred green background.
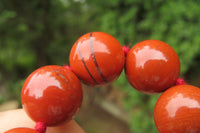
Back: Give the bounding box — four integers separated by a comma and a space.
0, 0, 200, 133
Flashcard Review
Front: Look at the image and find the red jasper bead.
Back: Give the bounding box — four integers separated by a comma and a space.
21, 65, 83, 126
125, 40, 180, 94
5, 128, 39, 133
154, 85, 200, 133
69, 32, 125, 86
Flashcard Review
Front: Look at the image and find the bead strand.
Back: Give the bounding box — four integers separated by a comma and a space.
4, 31, 200, 133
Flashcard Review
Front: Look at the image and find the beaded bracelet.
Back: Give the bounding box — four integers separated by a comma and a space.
4, 32, 200, 133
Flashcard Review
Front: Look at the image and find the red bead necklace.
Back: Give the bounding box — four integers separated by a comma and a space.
4, 32, 200, 133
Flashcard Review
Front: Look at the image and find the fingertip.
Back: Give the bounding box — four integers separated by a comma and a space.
0, 109, 35, 132
47, 120, 86, 133
0, 109, 85, 133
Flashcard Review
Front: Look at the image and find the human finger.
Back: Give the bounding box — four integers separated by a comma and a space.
0, 109, 85, 133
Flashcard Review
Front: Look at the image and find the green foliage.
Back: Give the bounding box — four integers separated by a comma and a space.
115, 72, 160, 132
6, 79, 24, 105
130, 110, 158, 133
0, 0, 200, 132
0, 95, 5, 104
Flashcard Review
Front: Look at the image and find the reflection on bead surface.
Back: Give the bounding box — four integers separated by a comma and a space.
125, 40, 180, 94
21, 65, 83, 126
5, 128, 39, 133
154, 85, 200, 133
69, 32, 125, 86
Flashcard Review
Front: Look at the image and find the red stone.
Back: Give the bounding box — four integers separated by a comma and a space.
21, 65, 83, 126
154, 85, 200, 132
69, 32, 125, 86
5, 128, 39, 133
125, 40, 180, 94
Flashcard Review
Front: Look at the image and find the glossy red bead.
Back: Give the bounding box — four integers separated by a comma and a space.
125, 40, 180, 94
69, 32, 125, 86
5, 128, 39, 133
21, 65, 83, 126
154, 85, 200, 133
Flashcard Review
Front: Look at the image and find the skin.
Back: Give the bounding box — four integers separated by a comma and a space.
0, 109, 85, 133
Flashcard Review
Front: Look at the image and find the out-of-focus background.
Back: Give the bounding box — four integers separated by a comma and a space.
0, 0, 200, 133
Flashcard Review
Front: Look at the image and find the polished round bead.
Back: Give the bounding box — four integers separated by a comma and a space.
69, 32, 125, 86
5, 128, 39, 133
125, 40, 180, 94
21, 65, 83, 126
154, 85, 200, 133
